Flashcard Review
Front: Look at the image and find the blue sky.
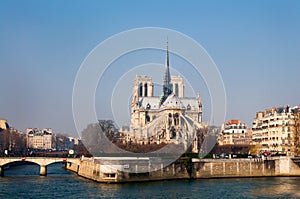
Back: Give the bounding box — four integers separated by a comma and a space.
0, 1, 300, 135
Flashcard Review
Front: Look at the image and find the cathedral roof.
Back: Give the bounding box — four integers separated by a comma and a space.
139, 97, 160, 110
161, 93, 184, 109
180, 98, 199, 111
139, 95, 199, 111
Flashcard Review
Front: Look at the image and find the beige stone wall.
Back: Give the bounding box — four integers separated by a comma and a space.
193, 157, 300, 178
193, 159, 275, 178
67, 158, 190, 183
65, 161, 79, 173
66, 157, 300, 183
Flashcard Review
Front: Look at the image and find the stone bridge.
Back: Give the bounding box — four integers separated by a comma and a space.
0, 157, 80, 176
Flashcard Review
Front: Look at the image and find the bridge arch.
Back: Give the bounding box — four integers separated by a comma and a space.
0, 157, 80, 176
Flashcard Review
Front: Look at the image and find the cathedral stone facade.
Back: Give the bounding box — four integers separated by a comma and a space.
121, 45, 203, 152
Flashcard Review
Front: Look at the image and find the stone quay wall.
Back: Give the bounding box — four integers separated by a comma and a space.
66, 157, 190, 183
193, 158, 275, 178
65, 156, 300, 183
193, 156, 300, 178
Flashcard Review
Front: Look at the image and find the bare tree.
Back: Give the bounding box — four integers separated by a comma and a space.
0, 129, 26, 156
81, 120, 120, 156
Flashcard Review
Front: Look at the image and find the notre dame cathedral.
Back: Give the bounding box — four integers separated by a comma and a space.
120, 44, 203, 153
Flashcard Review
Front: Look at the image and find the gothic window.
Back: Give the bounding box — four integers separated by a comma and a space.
146, 115, 150, 123
174, 113, 179, 126
171, 127, 176, 139
187, 104, 191, 110
175, 83, 179, 96
146, 103, 151, 109
168, 113, 172, 126
144, 83, 148, 97
139, 83, 143, 96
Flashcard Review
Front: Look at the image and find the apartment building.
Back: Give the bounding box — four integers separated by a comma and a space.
26, 128, 53, 150
252, 105, 300, 154
218, 120, 251, 146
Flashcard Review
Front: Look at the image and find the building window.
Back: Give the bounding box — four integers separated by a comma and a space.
144, 83, 148, 97
187, 104, 191, 110
168, 113, 172, 126
104, 173, 116, 179
175, 83, 179, 96
146, 115, 150, 123
146, 103, 151, 110
174, 113, 179, 126
139, 83, 143, 96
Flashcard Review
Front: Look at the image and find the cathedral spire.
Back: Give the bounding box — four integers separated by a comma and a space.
197, 91, 202, 107
160, 41, 172, 106
165, 40, 169, 73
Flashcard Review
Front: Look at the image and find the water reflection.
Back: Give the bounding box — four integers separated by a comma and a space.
249, 177, 300, 198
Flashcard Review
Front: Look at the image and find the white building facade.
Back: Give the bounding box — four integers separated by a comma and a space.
252, 105, 300, 154
218, 120, 251, 146
26, 128, 54, 150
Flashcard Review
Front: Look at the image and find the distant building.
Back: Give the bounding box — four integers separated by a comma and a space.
0, 119, 9, 131
67, 136, 81, 147
52, 134, 82, 151
218, 120, 251, 146
68, 137, 80, 145
119, 126, 130, 142
252, 105, 300, 154
26, 128, 54, 150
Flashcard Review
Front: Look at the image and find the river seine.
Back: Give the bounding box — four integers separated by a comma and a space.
1, 163, 300, 198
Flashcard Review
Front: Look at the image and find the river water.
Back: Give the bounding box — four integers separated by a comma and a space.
1, 163, 300, 198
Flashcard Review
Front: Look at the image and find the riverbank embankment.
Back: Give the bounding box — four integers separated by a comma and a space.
65, 156, 300, 183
